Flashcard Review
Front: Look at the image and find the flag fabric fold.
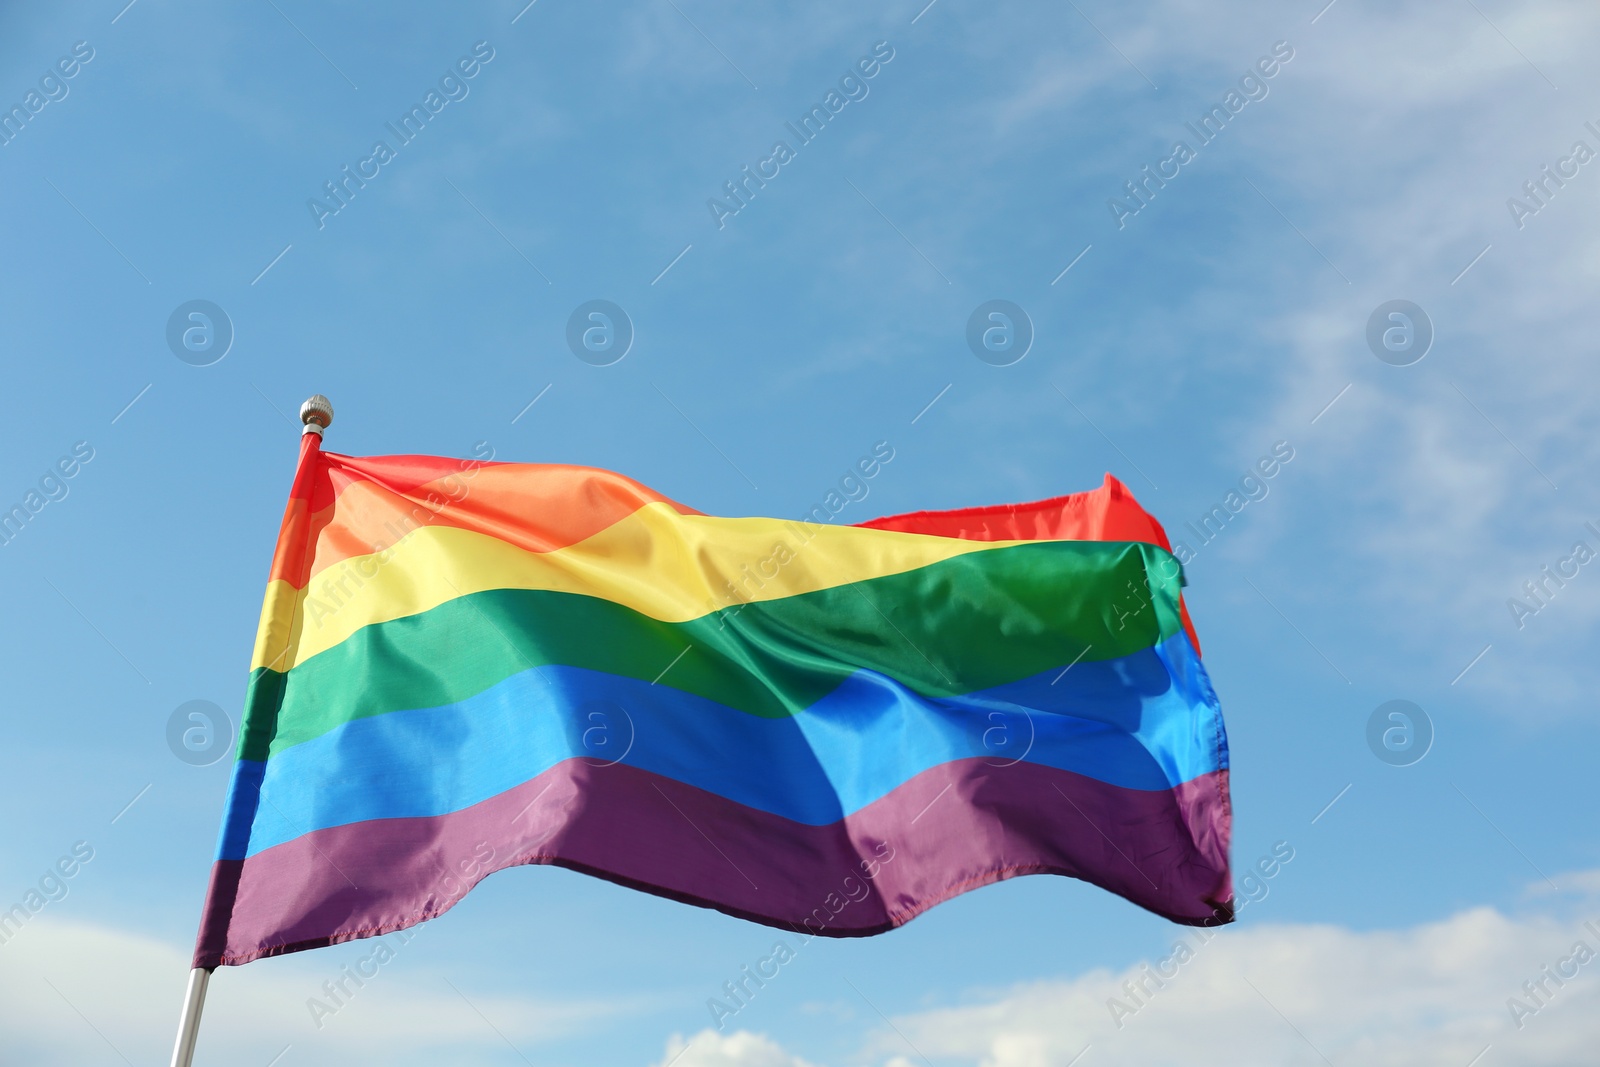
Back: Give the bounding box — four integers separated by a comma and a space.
194, 437, 1231, 968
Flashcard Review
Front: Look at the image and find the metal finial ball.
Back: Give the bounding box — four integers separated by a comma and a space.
299, 394, 334, 435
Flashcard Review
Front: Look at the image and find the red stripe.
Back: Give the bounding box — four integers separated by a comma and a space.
855, 474, 1171, 545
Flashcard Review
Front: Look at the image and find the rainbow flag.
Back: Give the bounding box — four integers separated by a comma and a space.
194, 435, 1232, 967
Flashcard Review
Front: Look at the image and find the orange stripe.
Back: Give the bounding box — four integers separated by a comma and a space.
285, 457, 698, 587
302, 452, 507, 511
263, 435, 325, 587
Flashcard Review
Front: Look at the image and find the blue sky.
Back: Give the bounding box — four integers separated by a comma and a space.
2, 1, 1598, 1064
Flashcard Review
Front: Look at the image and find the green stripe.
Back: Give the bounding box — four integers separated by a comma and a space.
238, 540, 1183, 763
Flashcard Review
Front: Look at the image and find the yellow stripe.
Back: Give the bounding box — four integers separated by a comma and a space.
250, 568, 309, 675
251, 503, 1028, 670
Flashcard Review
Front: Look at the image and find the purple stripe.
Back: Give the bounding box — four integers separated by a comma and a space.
195, 758, 1231, 967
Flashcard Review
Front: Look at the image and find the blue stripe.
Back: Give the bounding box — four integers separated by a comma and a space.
221, 633, 1224, 860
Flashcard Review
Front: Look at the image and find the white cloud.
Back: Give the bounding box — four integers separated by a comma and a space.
0, 918, 624, 1067
656, 1028, 823, 1067
877, 904, 1600, 1067
17, 899, 1600, 1067
658, 886, 1600, 1067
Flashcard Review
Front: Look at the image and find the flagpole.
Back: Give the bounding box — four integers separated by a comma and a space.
168, 968, 211, 1067
168, 395, 334, 1067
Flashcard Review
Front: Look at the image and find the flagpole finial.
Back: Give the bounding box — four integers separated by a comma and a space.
299, 395, 334, 436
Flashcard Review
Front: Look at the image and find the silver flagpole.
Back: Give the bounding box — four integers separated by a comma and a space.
168, 967, 211, 1067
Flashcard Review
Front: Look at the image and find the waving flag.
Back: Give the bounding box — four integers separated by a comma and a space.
194, 433, 1231, 968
